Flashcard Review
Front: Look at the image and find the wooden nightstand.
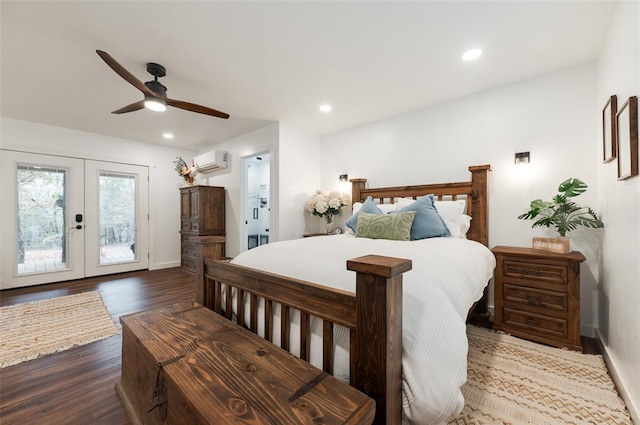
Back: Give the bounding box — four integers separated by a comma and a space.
491, 246, 586, 351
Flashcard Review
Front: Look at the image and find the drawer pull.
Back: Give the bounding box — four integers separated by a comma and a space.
525, 317, 540, 325
523, 269, 542, 276
524, 294, 542, 306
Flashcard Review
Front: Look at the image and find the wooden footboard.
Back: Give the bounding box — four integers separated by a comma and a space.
194, 243, 411, 425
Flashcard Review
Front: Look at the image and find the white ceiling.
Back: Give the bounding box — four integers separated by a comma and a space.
1, 1, 615, 151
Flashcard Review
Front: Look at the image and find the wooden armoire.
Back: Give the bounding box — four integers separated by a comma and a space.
179, 185, 225, 273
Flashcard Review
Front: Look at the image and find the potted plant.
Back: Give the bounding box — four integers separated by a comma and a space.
518, 178, 603, 253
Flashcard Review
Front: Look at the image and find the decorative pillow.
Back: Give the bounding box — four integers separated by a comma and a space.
397, 197, 468, 238
391, 195, 451, 240
355, 212, 416, 241
346, 196, 384, 232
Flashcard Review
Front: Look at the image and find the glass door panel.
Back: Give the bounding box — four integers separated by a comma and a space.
16, 165, 69, 274
98, 172, 136, 265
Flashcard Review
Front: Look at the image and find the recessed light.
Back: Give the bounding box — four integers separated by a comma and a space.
319, 104, 332, 113
162, 133, 174, 139
462, 48, 482, 61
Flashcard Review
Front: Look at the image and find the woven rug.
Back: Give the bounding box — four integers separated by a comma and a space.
450, 325, 633, 425
0, 291, 120, 368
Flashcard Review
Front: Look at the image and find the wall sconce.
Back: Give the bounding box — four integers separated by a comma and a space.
515, 152, 530, 164
338, 174, 349, 182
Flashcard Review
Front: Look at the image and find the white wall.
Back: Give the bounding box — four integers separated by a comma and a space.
595, 1, 640, 421
0, 117, 196, 271
321, 63, 600, 333
278, 123, 323, 239
199, 123, 279, 257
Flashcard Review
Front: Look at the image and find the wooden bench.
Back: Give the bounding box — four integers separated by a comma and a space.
116, 302, 375, 425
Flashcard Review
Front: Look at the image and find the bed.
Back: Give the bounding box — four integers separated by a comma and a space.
193, 164, 494, 425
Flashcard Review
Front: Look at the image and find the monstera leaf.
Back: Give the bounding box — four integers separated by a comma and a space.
518, 178, 603, 237
558, 178, 588, 197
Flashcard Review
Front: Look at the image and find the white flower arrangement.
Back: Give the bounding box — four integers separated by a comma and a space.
305, 190, 350, 218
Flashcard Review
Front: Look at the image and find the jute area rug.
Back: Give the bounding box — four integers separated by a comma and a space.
450, 325, 633, 425
0, 291, 120, 368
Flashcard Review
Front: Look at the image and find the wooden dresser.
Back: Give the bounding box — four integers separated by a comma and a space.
492, 246, 586, 351
180, 185, 225, 272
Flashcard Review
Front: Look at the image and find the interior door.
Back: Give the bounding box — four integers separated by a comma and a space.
0, 151, 149, 289
242, 152, 271, 252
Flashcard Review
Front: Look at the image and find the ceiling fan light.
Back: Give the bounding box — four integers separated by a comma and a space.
144, 96, 166, 112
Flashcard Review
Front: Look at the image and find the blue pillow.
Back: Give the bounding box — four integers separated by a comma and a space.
346, 196, 383, 232
391, 195, 451, 240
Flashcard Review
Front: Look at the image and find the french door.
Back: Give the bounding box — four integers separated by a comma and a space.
0, 151, 149, 289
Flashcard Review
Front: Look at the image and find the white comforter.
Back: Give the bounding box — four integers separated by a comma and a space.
231, 234, 495, 425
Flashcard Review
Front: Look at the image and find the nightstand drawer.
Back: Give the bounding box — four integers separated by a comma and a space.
503, 259, 568, 284
504, 284, 567, 312
503, 308, 568, 339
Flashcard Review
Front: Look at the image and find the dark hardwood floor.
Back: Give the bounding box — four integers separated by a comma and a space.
0, 268, 195, 425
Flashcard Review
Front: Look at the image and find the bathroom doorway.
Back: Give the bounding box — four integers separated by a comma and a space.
242, 152, 270, 252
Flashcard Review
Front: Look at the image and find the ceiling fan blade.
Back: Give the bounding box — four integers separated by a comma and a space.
166, 98, 230, 119
112, 100, 145, 114
96, 50, 156, 97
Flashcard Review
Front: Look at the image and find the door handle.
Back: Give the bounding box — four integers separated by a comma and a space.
74, 225, 83, 230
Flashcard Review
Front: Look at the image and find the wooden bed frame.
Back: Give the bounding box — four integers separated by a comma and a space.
194, 164, 490, 425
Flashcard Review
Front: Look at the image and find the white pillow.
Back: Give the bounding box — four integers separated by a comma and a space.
351, 201, 397, 215
434, 199, 468, 238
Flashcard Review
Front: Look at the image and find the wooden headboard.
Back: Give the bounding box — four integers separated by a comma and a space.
350, 164, 491, 247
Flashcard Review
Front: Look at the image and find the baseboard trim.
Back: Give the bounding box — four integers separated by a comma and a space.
596, 329, 639, 424
150, 261, 181, 270
580, 324, 597, 338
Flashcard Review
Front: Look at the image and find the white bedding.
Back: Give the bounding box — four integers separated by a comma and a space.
231, 234, 495, 425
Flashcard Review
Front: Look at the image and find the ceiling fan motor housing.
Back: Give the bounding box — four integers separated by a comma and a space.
145, 80, 167, 97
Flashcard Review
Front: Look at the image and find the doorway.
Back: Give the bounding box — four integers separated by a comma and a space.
0, 151, 149, 289
242, 152, 270, 252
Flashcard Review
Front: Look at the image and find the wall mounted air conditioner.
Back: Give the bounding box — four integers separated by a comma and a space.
193, 150, 228, 172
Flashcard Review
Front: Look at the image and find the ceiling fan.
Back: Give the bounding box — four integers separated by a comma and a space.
96, 50, 229, 119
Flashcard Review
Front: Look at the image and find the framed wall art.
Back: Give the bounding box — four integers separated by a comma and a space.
616, 96, 638, 180
602, 95, 617, 163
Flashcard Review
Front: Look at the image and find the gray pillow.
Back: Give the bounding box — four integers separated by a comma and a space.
345, 196, 383, 232
355, 212, 416, 241
391, 194, 451, 240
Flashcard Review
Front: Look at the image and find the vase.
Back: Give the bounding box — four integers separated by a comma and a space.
183, 176, 195, 186
325, 215, 335, 234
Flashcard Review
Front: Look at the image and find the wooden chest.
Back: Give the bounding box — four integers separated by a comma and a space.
492, 246, 586, 351
116, 302, 375, 425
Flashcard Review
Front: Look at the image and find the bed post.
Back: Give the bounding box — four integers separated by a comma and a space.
347, 255, 412, 425
350, 178, 367, 206
467, 165, 491, 317
192, 235, 226, 306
